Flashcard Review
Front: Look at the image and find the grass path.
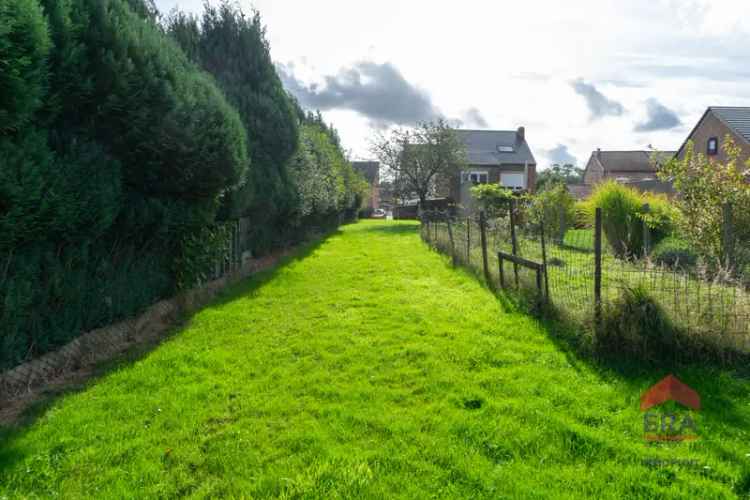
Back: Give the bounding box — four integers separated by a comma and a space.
1, 220, 750, 498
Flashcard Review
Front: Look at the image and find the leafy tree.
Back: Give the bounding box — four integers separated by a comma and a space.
535, 163, 584, 192
371, 119, 467, 206
288, 115, 368, 224
659, 139, 750, 269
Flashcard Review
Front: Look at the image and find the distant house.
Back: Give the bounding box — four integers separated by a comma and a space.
581, 149, 676, 196
441, 127, 536, 211
351, 161, 380, 213
676, 106, 750, 164
565, 183, 592, 201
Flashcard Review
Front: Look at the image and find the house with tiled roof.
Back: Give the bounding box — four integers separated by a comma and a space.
440, 127, 536, 210
581, 149, 676, 196
676, 107, 750, 164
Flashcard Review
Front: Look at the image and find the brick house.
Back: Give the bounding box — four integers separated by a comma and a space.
676, 107, 750, 164
581, 149, 676, 195
440, 127, 536, 211
351, 161, 380, 213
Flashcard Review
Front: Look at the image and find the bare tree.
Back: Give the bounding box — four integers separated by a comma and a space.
370, 119, 467, 207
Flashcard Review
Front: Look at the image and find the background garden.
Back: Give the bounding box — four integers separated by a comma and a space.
424, 140, 750, 363
0, 0, 368, 370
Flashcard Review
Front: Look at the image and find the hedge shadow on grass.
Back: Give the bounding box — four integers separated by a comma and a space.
0, 230, 339, 439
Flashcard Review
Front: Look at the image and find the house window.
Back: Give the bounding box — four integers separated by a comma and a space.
707, 137, 719, 156
500, 172, 526, 190
463, 171, 488, 185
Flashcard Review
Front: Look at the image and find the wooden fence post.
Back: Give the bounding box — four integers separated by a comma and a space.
433, 212, 438, 245
558, 206, 567, 243
642, 203, 651, 257
723, 202, 734, 272
594, 207, 603, 331
479, 210, 490, 283
466, 216, 471, 264
540, 217, 550, 301
509, 199, 520, 288
498, 253, 505, 289
446, 214, 457, 266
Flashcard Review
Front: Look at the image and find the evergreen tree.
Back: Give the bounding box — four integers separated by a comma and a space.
167, 2, 299, 251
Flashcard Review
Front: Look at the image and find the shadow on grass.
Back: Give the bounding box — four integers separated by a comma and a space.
356, 221, 420, 236
423, 232, 750, 473
0, 230, 340, 440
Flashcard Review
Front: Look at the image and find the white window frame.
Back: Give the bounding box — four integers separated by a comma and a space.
463, 170, 489, 185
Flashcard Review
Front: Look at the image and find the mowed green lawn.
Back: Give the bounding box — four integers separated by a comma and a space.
2, 220, 750, 499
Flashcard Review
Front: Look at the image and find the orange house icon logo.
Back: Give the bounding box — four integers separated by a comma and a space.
641, 375, 700, 441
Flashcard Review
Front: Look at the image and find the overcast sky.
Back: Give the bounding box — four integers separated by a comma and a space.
155, 0, 750, 169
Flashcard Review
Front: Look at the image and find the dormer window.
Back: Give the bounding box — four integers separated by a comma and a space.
497, 146, 514, 153
707, 137, 718, 156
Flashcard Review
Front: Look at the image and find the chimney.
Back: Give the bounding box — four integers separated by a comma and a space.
517, 126, 525, 141
596, 147, 601, 158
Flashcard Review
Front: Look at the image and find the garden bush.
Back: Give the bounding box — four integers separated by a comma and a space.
585, 181, 677, 258
640, 192, 678, 246
599, 285, 677, 362
651, 236, 698, 269
470, 183, 514, 218
530, 184, 575, 239
586, 181, 644, 257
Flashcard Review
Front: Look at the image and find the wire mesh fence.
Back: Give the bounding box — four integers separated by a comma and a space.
421, 200, 750, 355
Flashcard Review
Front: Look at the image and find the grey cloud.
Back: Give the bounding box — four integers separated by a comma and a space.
278, 61, 439, 127
544, 144, 578, 166
571, 79, 625, 119
462, 107, 489, 128
635, 98, 681, 132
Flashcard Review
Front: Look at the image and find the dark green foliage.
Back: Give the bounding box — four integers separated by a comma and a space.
599, 285, 676, 361
167, 2, 299, 251
0, 0, 50, 133
1, 0, 250, 369
1, 0, 362, 370
535, 163, 583, 192
0, 131, 121, 249
651, 237, 698, 268
42, 0, 248, 198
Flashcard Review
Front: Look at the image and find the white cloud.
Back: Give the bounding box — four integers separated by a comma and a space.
156, 0, 750, 164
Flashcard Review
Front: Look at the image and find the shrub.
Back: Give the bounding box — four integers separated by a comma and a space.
585, 181, 644, 257
599, 285, 676, 361
470, 183, 514, 217
651, 237, 698, 269
573, 200, 590, 228
530, 184, 575, 239
639, 192, 678, 245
